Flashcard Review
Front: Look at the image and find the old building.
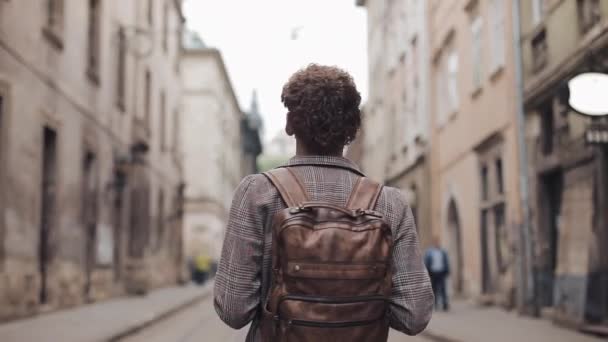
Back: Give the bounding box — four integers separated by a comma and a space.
519, 0, 608, 330
0, 0, 185, 321
354, 0, 390, 181
356, 0, 433, 248
180, 31, 250, 263
428, 0, 522, 306
241, 90, 263, 175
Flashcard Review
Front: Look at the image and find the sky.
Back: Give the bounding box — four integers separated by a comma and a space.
183, 0, 368, 143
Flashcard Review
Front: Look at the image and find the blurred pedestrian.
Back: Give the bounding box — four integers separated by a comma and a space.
214, 64, 434, 342
192, 254, 211, 285
424, 236, 450, 311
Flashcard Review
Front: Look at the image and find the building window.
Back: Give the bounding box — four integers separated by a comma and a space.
47, 0, 64, 29
172, 108, 180, 153
162, 1, 169, 53
175, 23, 183, 73
436, 39, 459, 127
577, 0, 601, 34
144, 69, 152, 130
160, 91, 167, 151
531, 29, 548, 73
43, 0, 64, 49
489, 0, 506, 72
147, 0, 154, 26
447, 48, 459, 113
87, 0, 101, 84
436, 58, 448, 126
540, 101, 554, 155
481, 164, 489, 201
532, 0, 545, 26
116, 27, 127, 111
495, 158, 504, 195
471, 14, 484, 91
411, 38, 419, 126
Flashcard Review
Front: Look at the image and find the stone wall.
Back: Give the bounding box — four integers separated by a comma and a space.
0, 0, 185, 321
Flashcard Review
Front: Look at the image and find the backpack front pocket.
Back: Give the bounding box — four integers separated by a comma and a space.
275, 295, 389, 342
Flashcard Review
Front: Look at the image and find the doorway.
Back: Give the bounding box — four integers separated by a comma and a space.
112, 170, 127, 282
82, 151, 98, 299
480, 209, 493, 294
0, 92, 4, 265
39, 127, 58, 304
447, 199, 464, 294
538, 171, 563, 308
604, 148, 608, 324
586, 148, 608, 325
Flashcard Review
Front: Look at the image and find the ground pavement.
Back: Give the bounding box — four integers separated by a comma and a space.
424, 301, 606, 342
0, 283, 213, 342
0, 281, 604, 342
121, 294, 429, 342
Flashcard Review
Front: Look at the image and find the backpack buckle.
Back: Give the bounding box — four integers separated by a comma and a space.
355, 208, 383, 218
289, 204, 312, 214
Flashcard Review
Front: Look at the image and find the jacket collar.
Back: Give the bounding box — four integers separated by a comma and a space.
283, 155, 365, 176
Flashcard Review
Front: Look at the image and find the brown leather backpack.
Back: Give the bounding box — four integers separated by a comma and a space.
259, 167, 393, 342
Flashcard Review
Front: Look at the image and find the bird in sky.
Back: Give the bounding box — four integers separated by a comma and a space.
290, 26, 303, 40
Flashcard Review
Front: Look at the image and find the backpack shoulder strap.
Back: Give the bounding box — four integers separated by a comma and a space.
346, 177, 383, 210
263, 167, 310, 207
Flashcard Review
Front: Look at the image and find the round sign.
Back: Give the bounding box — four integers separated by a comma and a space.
568, 73, 608, 117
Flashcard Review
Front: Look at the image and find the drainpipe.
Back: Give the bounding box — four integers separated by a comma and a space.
512, 0, 538, 316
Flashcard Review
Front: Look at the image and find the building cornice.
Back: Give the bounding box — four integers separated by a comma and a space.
385, 153, 427, 185
183, 48, 243, 118
524, 27, 608, 108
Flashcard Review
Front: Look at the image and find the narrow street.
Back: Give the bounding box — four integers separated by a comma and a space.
121, 294, 430, 342
120, 295, 247, 342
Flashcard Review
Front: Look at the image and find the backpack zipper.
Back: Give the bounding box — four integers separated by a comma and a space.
279, 215, 383, 227
279, 220, 389, 237
277, 294, 387, 310
288, 317, 382, 328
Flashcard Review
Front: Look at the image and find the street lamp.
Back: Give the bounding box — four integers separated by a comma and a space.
567, 72, 608, 117
560, 72, 608, 145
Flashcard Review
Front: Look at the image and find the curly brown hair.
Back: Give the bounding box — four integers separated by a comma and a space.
281, 64, 362, 154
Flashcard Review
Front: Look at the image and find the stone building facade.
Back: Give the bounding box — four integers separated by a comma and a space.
519, 0, 608, 329
428, 0, 523, 306
0, 0, 185, 321
356, 0, 433, 249
180, 33, 254, 263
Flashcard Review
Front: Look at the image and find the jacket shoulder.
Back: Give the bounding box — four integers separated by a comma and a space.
378, 185, 409, 207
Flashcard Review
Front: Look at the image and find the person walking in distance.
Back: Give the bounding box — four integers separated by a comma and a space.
214, 64, 434, 341
424, 236, 450, 311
